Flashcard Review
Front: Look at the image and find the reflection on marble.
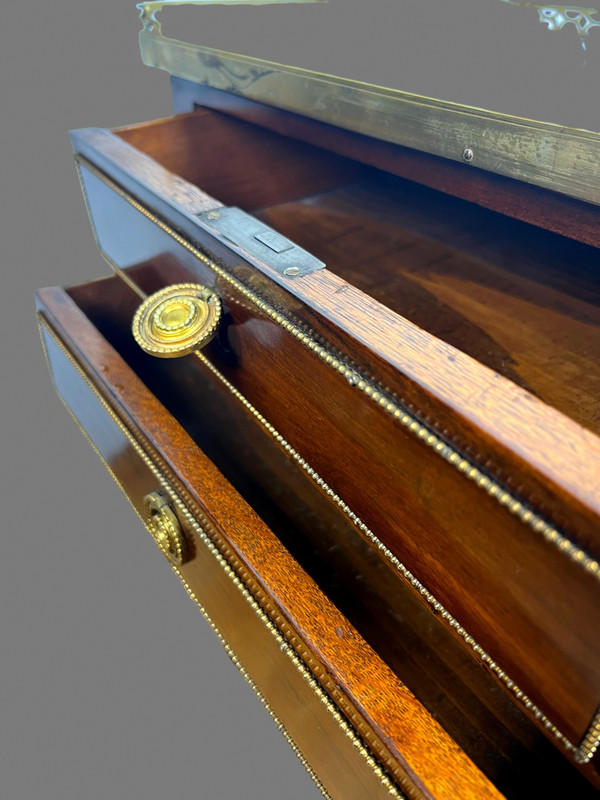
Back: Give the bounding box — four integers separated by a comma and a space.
500, 3, 600, 48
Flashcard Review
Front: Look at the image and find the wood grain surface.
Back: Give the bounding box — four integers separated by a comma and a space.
115, 111, 367, 211
255, 179, 600, 436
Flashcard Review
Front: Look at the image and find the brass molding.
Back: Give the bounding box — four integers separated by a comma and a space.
132, 283, 221, 358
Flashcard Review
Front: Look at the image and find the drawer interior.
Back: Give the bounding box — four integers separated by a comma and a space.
67, 273, 598, 798
116, 111, 600, 436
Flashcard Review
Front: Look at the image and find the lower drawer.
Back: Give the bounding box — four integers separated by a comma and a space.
36, 280, 502, 800
36, 276, 600, 798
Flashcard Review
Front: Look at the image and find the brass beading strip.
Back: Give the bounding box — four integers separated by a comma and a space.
74, 154, 600, 585
191, 348, 600, 764
111, 270, 600, 765
72, 157, 600, 761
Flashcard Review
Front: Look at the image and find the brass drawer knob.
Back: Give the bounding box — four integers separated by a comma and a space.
132, 283, 221, 358
143, 491, 188, 566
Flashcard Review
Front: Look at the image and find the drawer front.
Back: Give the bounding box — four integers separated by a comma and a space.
69, 119, 600, 761
37, 285, 506, 800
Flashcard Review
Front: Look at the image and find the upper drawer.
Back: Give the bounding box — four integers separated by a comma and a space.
69, 109, 600, 761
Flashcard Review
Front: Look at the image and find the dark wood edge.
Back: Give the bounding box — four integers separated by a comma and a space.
69, 125, 222, 219
36, 283, 503, 800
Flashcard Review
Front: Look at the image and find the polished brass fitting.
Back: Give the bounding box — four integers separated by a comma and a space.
144, 490, 188, 566
132, 283, 221, 358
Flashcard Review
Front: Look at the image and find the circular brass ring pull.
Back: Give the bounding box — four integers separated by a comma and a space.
132, 283, 221, 358
144, 491, 188, 566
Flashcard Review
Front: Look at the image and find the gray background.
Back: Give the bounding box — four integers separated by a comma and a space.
1, 2, 322, 798
2, 1, 598, 798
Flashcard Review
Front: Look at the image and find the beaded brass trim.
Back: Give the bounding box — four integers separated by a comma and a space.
74, 154, 600, 585
579, 707, 600, 764
38, 315, 409, 800
191, 348, 600, 764
72, 154, 600, 760
53, 247, 600, 767
174, 566, 338, 800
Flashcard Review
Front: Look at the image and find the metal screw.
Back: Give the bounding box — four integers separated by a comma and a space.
463, 147, 474, 162
284, 266, 301, 277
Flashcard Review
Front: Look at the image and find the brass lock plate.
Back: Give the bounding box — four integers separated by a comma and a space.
197, 207, 325, 278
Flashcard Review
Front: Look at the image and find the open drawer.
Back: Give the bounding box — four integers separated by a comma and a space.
68, 108, 600, 775
36, 276, 502, 800
37, 275, 600, 798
